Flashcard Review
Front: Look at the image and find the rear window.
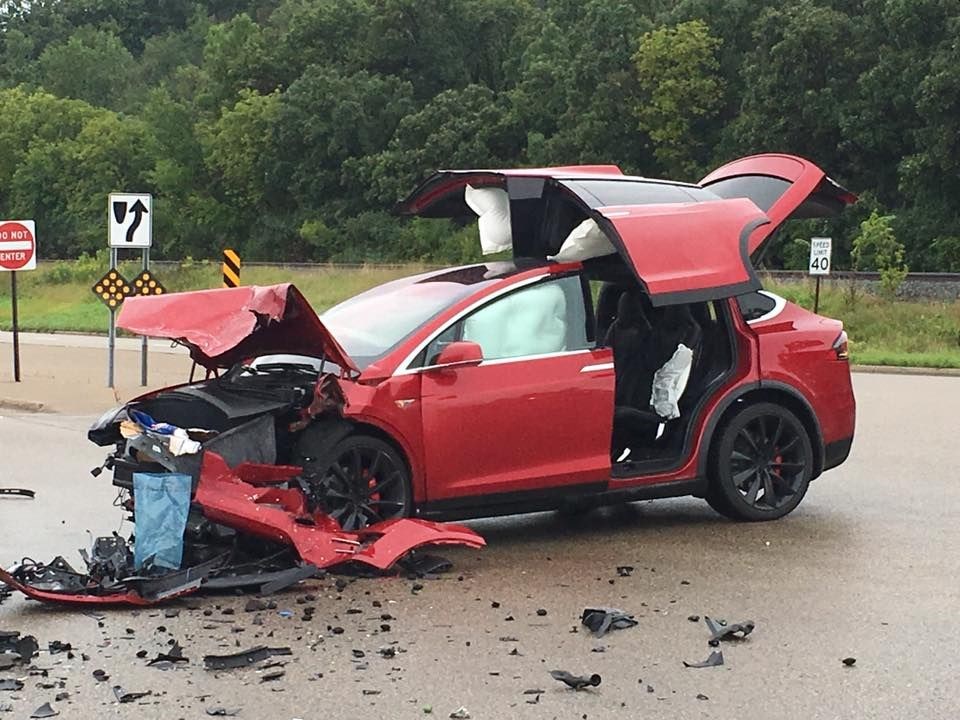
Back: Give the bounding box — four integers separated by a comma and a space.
702, 176, 791, 212
563, 180, 714, 208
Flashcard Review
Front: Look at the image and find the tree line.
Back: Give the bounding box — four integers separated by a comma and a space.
0, 0, 958, 271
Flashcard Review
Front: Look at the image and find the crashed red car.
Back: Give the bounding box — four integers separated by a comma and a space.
90, 153, 855, 534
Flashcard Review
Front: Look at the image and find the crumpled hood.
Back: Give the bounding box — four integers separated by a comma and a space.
117, 283, 358, 372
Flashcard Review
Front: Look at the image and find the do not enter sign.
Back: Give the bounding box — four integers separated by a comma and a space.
0, 220, 36, 271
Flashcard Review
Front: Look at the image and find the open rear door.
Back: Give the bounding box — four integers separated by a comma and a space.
595, 198, 769, 306
700, 153, 856, 255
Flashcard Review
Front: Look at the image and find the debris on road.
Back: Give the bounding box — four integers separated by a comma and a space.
29, 702, 58, 718
205, 708, 240, 717
615, 565, 634, 577
705, 616, 755, 642
683, 649, 724, 668
0, 452, 484, 608
842, 657, 857, 666
112, 685, 152, 703
203, 646, 292, 671
0, 680, 23, 692
581, 607, 638, 637
147, 642, 188, 668
0, 488, 34, 498
549, 670, 602, 690
449, 707, 470, 718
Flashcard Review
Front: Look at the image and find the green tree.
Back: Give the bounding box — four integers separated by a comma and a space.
852, 211, 908, 299
633, 20, 724, 179
274, 67, 415, 210
37, 27, 135, 108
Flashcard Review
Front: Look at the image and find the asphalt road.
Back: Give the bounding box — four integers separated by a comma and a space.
1, 373, 958, 719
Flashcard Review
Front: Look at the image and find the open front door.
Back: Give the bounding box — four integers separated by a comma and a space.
595, 198, 769, 306
700, 154, 856, 255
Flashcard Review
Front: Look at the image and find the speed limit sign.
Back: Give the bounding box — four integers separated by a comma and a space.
809, 237, 832, 275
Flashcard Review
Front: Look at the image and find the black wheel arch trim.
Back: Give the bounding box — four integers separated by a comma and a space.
698, 380, 825, 480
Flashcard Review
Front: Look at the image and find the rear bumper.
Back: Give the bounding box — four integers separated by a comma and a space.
823, 436, 853, 471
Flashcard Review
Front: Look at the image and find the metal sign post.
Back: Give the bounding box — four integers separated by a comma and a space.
106, 193, 153, 388
10, 271, 19, 382
140, 246, 149, 385
108, 247, 118, 388
0, 219, 37, 382
809, 237, 832, 314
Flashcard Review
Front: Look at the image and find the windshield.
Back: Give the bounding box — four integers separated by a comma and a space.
321, 264, 520, 369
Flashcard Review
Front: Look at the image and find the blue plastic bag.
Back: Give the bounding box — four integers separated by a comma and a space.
133, 472, 192, 571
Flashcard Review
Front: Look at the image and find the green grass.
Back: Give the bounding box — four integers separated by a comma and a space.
1, 261, 958, 368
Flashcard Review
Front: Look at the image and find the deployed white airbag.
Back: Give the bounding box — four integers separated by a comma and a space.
548, 218, 616, 262
650, 343, 693, 420
462, 282, 567, 359
465, 184, 512, 255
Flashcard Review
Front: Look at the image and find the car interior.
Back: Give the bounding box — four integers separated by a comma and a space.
590, 277, 736, 474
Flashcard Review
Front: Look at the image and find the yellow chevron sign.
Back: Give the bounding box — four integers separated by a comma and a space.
222, 248, 241, 288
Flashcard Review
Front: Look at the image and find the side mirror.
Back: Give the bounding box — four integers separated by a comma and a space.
431, 341, 483, 369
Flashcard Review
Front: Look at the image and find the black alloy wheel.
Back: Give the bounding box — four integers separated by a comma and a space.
706, 402, 814, 521
298, 433, 411, 531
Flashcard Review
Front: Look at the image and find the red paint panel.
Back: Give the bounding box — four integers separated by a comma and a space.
194, 453, 484, 571
117, 283, 357, 372
598, 199, 768, 302
420, 348, 614, 499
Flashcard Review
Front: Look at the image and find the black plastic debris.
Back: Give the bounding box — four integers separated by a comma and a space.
581, 608, 638, 638
400, 553, 453, 577
48, 641, 71, 655
203, 646, 292, 671
549, 670, 602, 690
683, 649, 724, 668
259, 670, 284, 683
704, 616, 755, 642
206, 708, 240, 717
92, 669, 109, 682
0, 488, 35, 499
15, 635, 38, 662
0, 679, 23, 691
113, 685, 152, 703
687, 615, 700, 622
536, 608, 548, 617
147, 642, 188, 668
378, 647, 396, 658
616, 566, 634, 577
842, 657, 857, 666
696, 693, 709, 700
29, 702, 58, 718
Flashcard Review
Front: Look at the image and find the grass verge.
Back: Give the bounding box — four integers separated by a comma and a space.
0, 261, 958, 368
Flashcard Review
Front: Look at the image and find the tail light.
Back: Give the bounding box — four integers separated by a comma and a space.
832, 331, 849, 360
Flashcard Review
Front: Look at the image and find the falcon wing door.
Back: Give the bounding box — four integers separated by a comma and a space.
700, 154, 856, 255
595, 198, 770, 306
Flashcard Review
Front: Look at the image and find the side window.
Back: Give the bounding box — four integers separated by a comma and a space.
737, 291, 776, 321
421, 275, 590, 365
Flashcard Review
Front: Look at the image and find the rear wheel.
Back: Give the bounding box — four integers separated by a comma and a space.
295, 433, 412, 531
706, 402, 814, 521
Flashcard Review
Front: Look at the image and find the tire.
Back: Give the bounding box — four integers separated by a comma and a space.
293, 431, 412, 531
706, 402, 814, 521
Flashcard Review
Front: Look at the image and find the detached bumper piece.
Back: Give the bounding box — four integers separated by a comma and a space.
0, 451, 484, 607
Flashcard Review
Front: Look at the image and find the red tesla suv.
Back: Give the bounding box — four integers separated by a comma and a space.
97, 153, 856, 529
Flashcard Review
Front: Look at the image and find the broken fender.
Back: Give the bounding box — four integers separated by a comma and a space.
195, 452, 485, 571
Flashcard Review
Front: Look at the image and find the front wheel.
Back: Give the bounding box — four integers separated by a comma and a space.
294, 432, 412, 531
706, 402, 814, 521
